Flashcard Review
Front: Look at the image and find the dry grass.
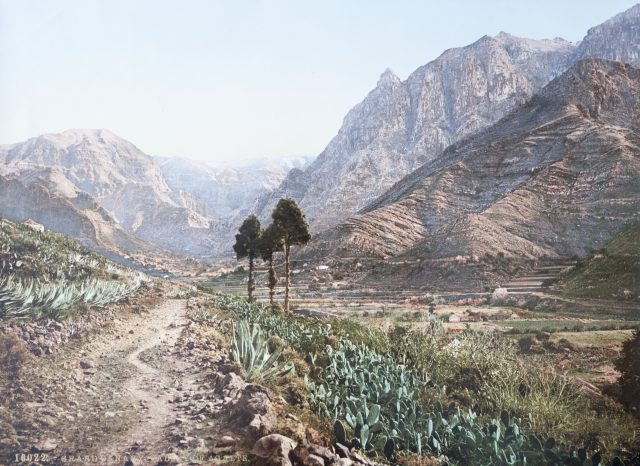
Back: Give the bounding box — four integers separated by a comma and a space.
551, 329, 635, 347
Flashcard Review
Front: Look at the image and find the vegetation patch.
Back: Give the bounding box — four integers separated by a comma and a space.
0, 219, 147, 321
560, 222, 640, 302
208, 294, 640, 465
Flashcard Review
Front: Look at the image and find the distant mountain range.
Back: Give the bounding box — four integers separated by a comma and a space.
0, 129, 311, 258
0, 4, 639, 279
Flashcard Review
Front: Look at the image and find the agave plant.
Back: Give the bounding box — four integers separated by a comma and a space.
0, 275, 144, 321
230, 320, 294, 381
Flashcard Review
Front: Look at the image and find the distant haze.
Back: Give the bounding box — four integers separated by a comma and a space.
0, 0, 637, 161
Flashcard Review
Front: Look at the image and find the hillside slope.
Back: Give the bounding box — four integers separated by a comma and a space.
560, 222, 640, 302
0, 129, 220, 257
304, 59, 640, 289
0, 218, 147, 320
254, 33, 576, 231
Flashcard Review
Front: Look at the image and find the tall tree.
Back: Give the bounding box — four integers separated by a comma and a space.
271, 198, 311, 313
259, 223, 284, 308
232, 215, 261, 302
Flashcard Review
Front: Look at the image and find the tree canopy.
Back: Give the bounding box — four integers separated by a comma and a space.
259, 223, 284, 261
272, 198, 311, 246
233, 215, 261, 260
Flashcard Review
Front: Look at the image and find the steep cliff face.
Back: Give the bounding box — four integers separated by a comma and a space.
307, 60, 640, 289
256, 34, 576, 231
575, 4, 640, 65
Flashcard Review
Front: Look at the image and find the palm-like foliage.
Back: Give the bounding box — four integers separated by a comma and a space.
0, 275, 144, 321
0, 218, 147, 321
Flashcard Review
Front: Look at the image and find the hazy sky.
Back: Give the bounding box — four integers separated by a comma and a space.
0, 1, 637, 161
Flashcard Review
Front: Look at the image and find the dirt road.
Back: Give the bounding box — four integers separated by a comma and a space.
2, 299, 231, 466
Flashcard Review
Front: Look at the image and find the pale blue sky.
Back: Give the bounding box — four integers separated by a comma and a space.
0, 0, 637, 161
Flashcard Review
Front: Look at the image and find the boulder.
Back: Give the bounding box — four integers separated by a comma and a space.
252, 434, 297, 465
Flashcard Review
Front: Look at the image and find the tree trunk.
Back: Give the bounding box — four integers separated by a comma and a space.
268, 255, 275, 307
248, 256, 254, 303
284, 240, 291, 313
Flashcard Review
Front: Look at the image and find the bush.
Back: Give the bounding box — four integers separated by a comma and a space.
615, 329, 640, 416
518, 335, 536, 353
535, 331, 551, 342
491, 287, 509, 304
328, 318, 390, 355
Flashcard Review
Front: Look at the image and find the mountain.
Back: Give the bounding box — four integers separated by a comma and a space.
0, 129, 218, 257
575, 4, 640, 65
0, 174, 151, 257
255, 4, 640, 236
307, 59, 640, 289
254, 33, 577, 231
155, 155, 313, 220
0, 130, 307, 259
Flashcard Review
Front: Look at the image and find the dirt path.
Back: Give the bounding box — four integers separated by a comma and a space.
2, 298, 232, 466
96, 299, 189, 464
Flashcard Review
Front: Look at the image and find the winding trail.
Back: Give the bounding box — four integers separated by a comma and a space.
96, 299, 189, 465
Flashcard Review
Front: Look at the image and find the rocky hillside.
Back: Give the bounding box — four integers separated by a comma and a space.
0, 175, 152, 258
0, 129, 212, 256
255, 4, 640, 234
307, 59, 640, 288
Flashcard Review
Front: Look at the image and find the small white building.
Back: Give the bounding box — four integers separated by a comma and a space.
317, 265, 330, 271
448, 314, 461, 323
22, 219, 45, 232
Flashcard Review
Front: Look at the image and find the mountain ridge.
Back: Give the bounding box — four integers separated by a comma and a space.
254, 4, 640, 239
304, 59, 640, 289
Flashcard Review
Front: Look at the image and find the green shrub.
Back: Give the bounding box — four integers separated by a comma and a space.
518, 335, 536, 353
615, 329, 640, 416
210, 294, 638, 463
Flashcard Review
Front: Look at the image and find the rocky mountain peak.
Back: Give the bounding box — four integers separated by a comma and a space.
377, 68, 401, 87
1, 129, 165, 194
492, 31, 575, 53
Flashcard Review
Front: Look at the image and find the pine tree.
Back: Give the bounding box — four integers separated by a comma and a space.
271, 198, 310, 313
259, 223, 284, 308
232, 215, 261, 302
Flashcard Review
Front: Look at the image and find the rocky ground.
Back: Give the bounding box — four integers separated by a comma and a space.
0, 292, 379, 466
